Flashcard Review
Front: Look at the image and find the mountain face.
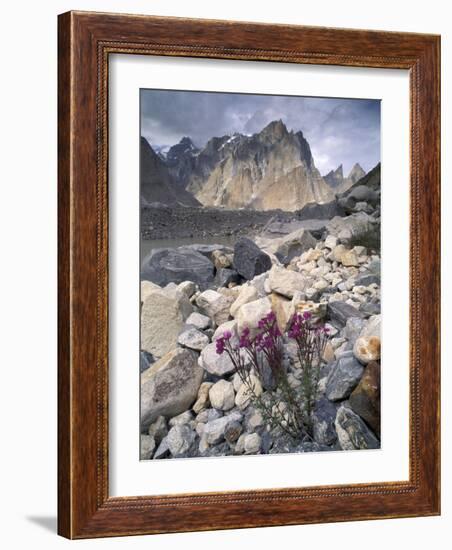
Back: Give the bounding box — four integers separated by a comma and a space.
324, 165, 345, 188
348, 163, 366, 184
185, 120, 335, 212
166, 137, 200, 189
140, 137, 200, 207
324, 163, 366, 194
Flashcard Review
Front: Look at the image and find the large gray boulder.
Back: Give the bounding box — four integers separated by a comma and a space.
345, 185, 378, 203
325, 352, 365, 401
335, 405, 380, 450
262, 218, 327, 239
233, 238, 272, 280
141, 286, 192, 358
274, 228, 317, 264
326, 212, 375, 243
268, 265, 309, 298
141, 246, 215, 290
141, 348, 203, 428
297, 199, 345, 220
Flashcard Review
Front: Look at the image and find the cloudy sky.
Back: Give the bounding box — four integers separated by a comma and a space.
141, 89, 380, 176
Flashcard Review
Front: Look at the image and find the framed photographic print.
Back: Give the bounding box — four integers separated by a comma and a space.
58, 11, 440, 538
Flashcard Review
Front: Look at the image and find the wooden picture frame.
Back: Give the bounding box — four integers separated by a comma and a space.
58, 11, 440, 538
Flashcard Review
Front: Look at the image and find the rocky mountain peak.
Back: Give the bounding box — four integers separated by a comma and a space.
324, 163, 367, 193
259, 119, 289, 142
324, 164, 344, 188
347, 163, 366, 184
294, 130, 314, 169
184, 120, 335, 211
167, 137, 199, 162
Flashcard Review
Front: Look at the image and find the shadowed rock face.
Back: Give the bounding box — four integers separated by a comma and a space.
140, 137, 200, 207
185, 120, 335, 211
324, 164, 345, 188
165, 137, 200, 189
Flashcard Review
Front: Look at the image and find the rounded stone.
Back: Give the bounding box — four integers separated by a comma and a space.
209, 380, 236, 411
353, 336, 381, 364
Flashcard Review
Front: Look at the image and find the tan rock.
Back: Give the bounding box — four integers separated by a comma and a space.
271, 292, 295, 332
141, 348, 203, 427
230, 284, 258, 317
341, 249, 359, 267
300, 248, 324, 263
353, 336, 381, 364
236, 297, 272, 336
332, 244, 347, 263
235, 375, 263, 409
268, 265, 308, 298
196, 289, 233, 326
141, 287, 192, 358
292, 299, 327, 321
209, 380, 235, 411
322, 342, 335, 363
192, 382, 214, 414
141, 280, 160, 303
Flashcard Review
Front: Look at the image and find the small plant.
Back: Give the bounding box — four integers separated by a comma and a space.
216, 311, 329, 442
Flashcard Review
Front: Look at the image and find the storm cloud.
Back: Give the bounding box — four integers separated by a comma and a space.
141, 89, 380, 176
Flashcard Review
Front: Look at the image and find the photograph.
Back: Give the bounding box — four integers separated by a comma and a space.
139, 89, 382, 460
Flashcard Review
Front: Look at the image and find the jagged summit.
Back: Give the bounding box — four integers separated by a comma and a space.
348, 163, 366, 184
324, 163, 367, 193
184, 119, 334, 211
142, 121, 374, 212
259, 119, 289, 142
324, 164, 344, 188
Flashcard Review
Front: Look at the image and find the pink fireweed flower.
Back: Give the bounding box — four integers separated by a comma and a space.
239, 327, 251, 349
215, 338, 225, 355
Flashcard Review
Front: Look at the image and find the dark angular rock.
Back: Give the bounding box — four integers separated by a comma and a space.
355, 274, 380, 287
325, 352, 365, 401
140, 350, 154, 373
141, 246, 214, 290
260, 431, 273, 454
349, 361, 381, 436
233, 238, 272, 280
153, 436, 171, 459
359, 302, 381, 317
274, 229, 317, 265
328, 301, 366, 328
312, 397, 338, 446
343, 317, 366, 344
215, 267, 241, 288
